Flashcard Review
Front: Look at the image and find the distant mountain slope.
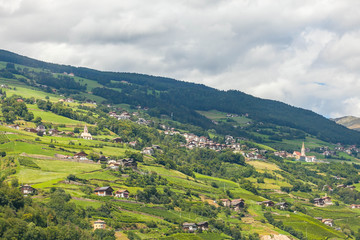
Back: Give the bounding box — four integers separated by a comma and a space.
332, 116, 360, 131
1, 49, 360, 144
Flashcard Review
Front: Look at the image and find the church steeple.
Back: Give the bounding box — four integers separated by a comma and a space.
81, 125, 92, 140
301, 142, 306, 157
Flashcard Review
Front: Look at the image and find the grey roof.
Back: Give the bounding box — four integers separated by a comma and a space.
183, 222, 196, 226
95, 186, 113, 191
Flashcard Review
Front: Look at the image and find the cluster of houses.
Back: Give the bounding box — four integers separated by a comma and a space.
13, 124, 91, 139
275, 143, 360, 162
55, 151, 138, 170
23, 125, 62, 136
220, 198, 289, 211
94, 186, 130, 198
257, 200, 290, 209
220, 198, 245, 211
141, 145, 162, 156
63, 72, 75, 77
245, 149, 267, 160
182, 133, 242, 151
20, 183, 131, 200
182, 221, 209, 232
313, 196, 332, 206
334, 144, 360, 156
108, 111, 151, 125
109, 111, 132, 120
136, 118, 151, 126
161, 124, 272, 160
107, 158, 138, 170
58, 98, 74, 103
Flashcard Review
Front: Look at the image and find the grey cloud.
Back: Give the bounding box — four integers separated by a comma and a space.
1, 0, 360, 117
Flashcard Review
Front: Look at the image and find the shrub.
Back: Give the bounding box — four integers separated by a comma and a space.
18, 157, 40, 169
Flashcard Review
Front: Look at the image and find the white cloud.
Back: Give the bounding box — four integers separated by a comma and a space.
1, 0, 360, 117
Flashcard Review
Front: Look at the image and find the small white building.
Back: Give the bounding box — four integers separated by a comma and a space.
93, 220, 106, 230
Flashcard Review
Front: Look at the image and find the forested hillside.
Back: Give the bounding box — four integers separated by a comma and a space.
1, 49, 359, 145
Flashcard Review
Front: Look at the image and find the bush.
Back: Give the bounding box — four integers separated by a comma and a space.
18, 157, 40, 169
146, 221, 157, 228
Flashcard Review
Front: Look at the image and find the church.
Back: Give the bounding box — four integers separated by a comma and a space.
81, 125, 92, 140
293, 142, 316, 162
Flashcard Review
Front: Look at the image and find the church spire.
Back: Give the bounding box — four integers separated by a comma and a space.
301, 142, 306, 157
84, 125, 88, 134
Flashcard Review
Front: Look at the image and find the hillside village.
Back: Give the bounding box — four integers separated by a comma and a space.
7, 96, 360, 165
1, 57, 360, 239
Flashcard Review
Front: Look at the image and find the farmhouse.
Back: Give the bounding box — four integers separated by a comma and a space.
93, 220, 106, 230
275, 202, 289, 210
36, 125, 46, 135
350, 204, 360, 209
182, 222, 197, 232
25, 128, 38, 133
94, 186, 114, 196
112, 137, 123, 143
107, 160, 120, 170
20, 184, 35, 196
118, 158, 137, 169
231, 199, 245, 211
74, 151, 88, 160
261, 200, 274, 207
9, 124, 20, 130
115, 189, 129, 199
48, 129, 60, 135
197, 221, 209, 231
220, 199, 231, 207
314, 198, 325, 206
142, 147, 154, 155
99, 155, 108, 163
118, 112, 131, 120
322, 219, 334, 227
322, 196, 332, 205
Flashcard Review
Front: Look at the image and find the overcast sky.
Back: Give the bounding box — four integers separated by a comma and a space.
1, 0, 360, 118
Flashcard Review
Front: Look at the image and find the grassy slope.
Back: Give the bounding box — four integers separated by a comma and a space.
0, 65, 353, 239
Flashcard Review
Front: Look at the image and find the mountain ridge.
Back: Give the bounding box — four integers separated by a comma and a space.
332, 115, 360, 131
